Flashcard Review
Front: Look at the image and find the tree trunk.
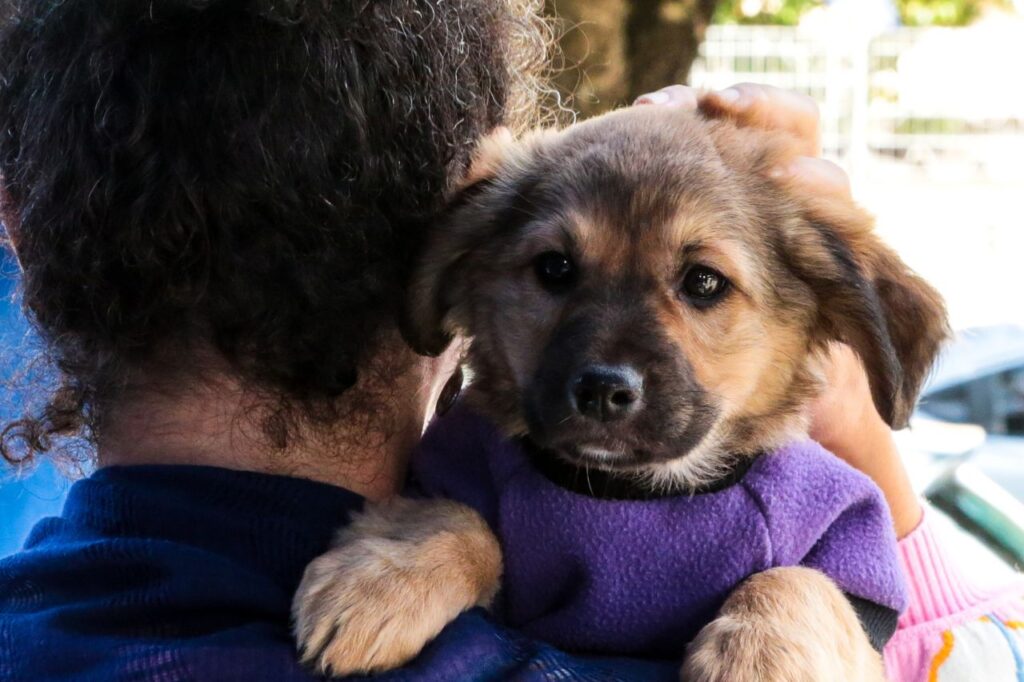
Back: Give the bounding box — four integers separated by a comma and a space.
625, 0, 718, 103
545, 0, 718, 118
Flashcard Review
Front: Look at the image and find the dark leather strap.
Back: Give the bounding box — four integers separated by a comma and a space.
845, 593, 900, 652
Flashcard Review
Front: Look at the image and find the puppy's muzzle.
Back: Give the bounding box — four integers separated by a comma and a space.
524, 306, 718, 470
570, 364, 643, 423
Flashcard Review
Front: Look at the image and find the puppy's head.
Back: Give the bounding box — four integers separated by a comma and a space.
405, 106, 948, 489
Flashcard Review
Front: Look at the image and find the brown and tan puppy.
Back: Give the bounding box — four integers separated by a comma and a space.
293, 103, 948, 679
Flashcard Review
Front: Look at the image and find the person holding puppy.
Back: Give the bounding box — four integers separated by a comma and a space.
292, 96, 932, 677
0, 1, 1017, 680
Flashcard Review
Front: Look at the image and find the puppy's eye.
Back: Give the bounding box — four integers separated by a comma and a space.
533, 251, 577, 292
680, 266, 729, 307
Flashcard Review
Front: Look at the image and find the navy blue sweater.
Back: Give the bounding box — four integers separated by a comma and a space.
0, 465, 677, 681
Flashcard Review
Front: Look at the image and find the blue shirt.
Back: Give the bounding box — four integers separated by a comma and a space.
0, 465, 677, 680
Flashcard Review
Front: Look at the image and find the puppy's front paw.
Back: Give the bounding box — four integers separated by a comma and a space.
680, 567, 885, 682
292, 498, 502, 676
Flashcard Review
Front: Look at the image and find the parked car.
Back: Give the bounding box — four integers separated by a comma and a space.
892, 415, 1021, 579
917, 325, 1024, 501
904, 324, 1024, 572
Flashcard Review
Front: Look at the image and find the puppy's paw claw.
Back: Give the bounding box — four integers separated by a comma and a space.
292, 499, 501, 676
294, 556, 434, 675
680, 615, 766, 682
680, 567, 885, 682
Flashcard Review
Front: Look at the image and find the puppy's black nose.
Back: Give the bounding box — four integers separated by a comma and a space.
571, 365, 643, 422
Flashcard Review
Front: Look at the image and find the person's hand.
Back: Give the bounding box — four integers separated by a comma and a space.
807, 344, 888, 464
634, 83, 923, 538
635, 83, 850, 196
807, 344, 922, 538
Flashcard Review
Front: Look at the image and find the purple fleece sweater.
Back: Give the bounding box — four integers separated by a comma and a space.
411, 403, 908, 658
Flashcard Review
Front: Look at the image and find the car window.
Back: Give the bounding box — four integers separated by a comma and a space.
922, 366, 1024, 434
994, 368, 1024, 436
923, 383, 975, 424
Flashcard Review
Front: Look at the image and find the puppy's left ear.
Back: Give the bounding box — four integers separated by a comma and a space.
783, 193, 949, 429
400, 128, 517, 357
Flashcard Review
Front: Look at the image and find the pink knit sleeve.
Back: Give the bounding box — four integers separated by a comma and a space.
896, 509, 1005, 628
884, 507, 1024, 682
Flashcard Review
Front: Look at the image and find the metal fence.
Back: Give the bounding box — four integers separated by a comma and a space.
691, 25, 855, 158
690, 22, 1024, 330
690, 23, 1024, 183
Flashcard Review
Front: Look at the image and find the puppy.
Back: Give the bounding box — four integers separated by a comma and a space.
292, 103, 948, 680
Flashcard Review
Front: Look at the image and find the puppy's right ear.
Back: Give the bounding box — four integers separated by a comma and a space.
779, 190, 949, 429
401, 128, 516, 356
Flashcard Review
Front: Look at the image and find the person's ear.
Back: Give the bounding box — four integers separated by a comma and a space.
780, 193, 949, 429
401, 127, 519, 356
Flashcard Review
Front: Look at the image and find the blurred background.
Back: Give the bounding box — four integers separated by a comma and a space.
3, 0, 1024, 574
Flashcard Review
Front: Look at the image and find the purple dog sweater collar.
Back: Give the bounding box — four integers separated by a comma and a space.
411, 403, 908, 658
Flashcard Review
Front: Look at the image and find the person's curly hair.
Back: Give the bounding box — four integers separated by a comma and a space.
0, 0, 552, 466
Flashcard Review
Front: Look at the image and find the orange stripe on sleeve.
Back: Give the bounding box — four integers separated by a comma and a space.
928, 630, 955, 682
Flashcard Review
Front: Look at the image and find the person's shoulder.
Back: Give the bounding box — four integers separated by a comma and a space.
408, 401, 522, 529
416, 400, 506, 458
0, 519, 677, 681
0, 532, 317, 681
410, 400, 510, 488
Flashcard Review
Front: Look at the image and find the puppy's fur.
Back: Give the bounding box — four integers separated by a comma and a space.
406, 105, 945, 491
293, 104, 948, 678
682, 567, 888, 682
293, 499, 501, 675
